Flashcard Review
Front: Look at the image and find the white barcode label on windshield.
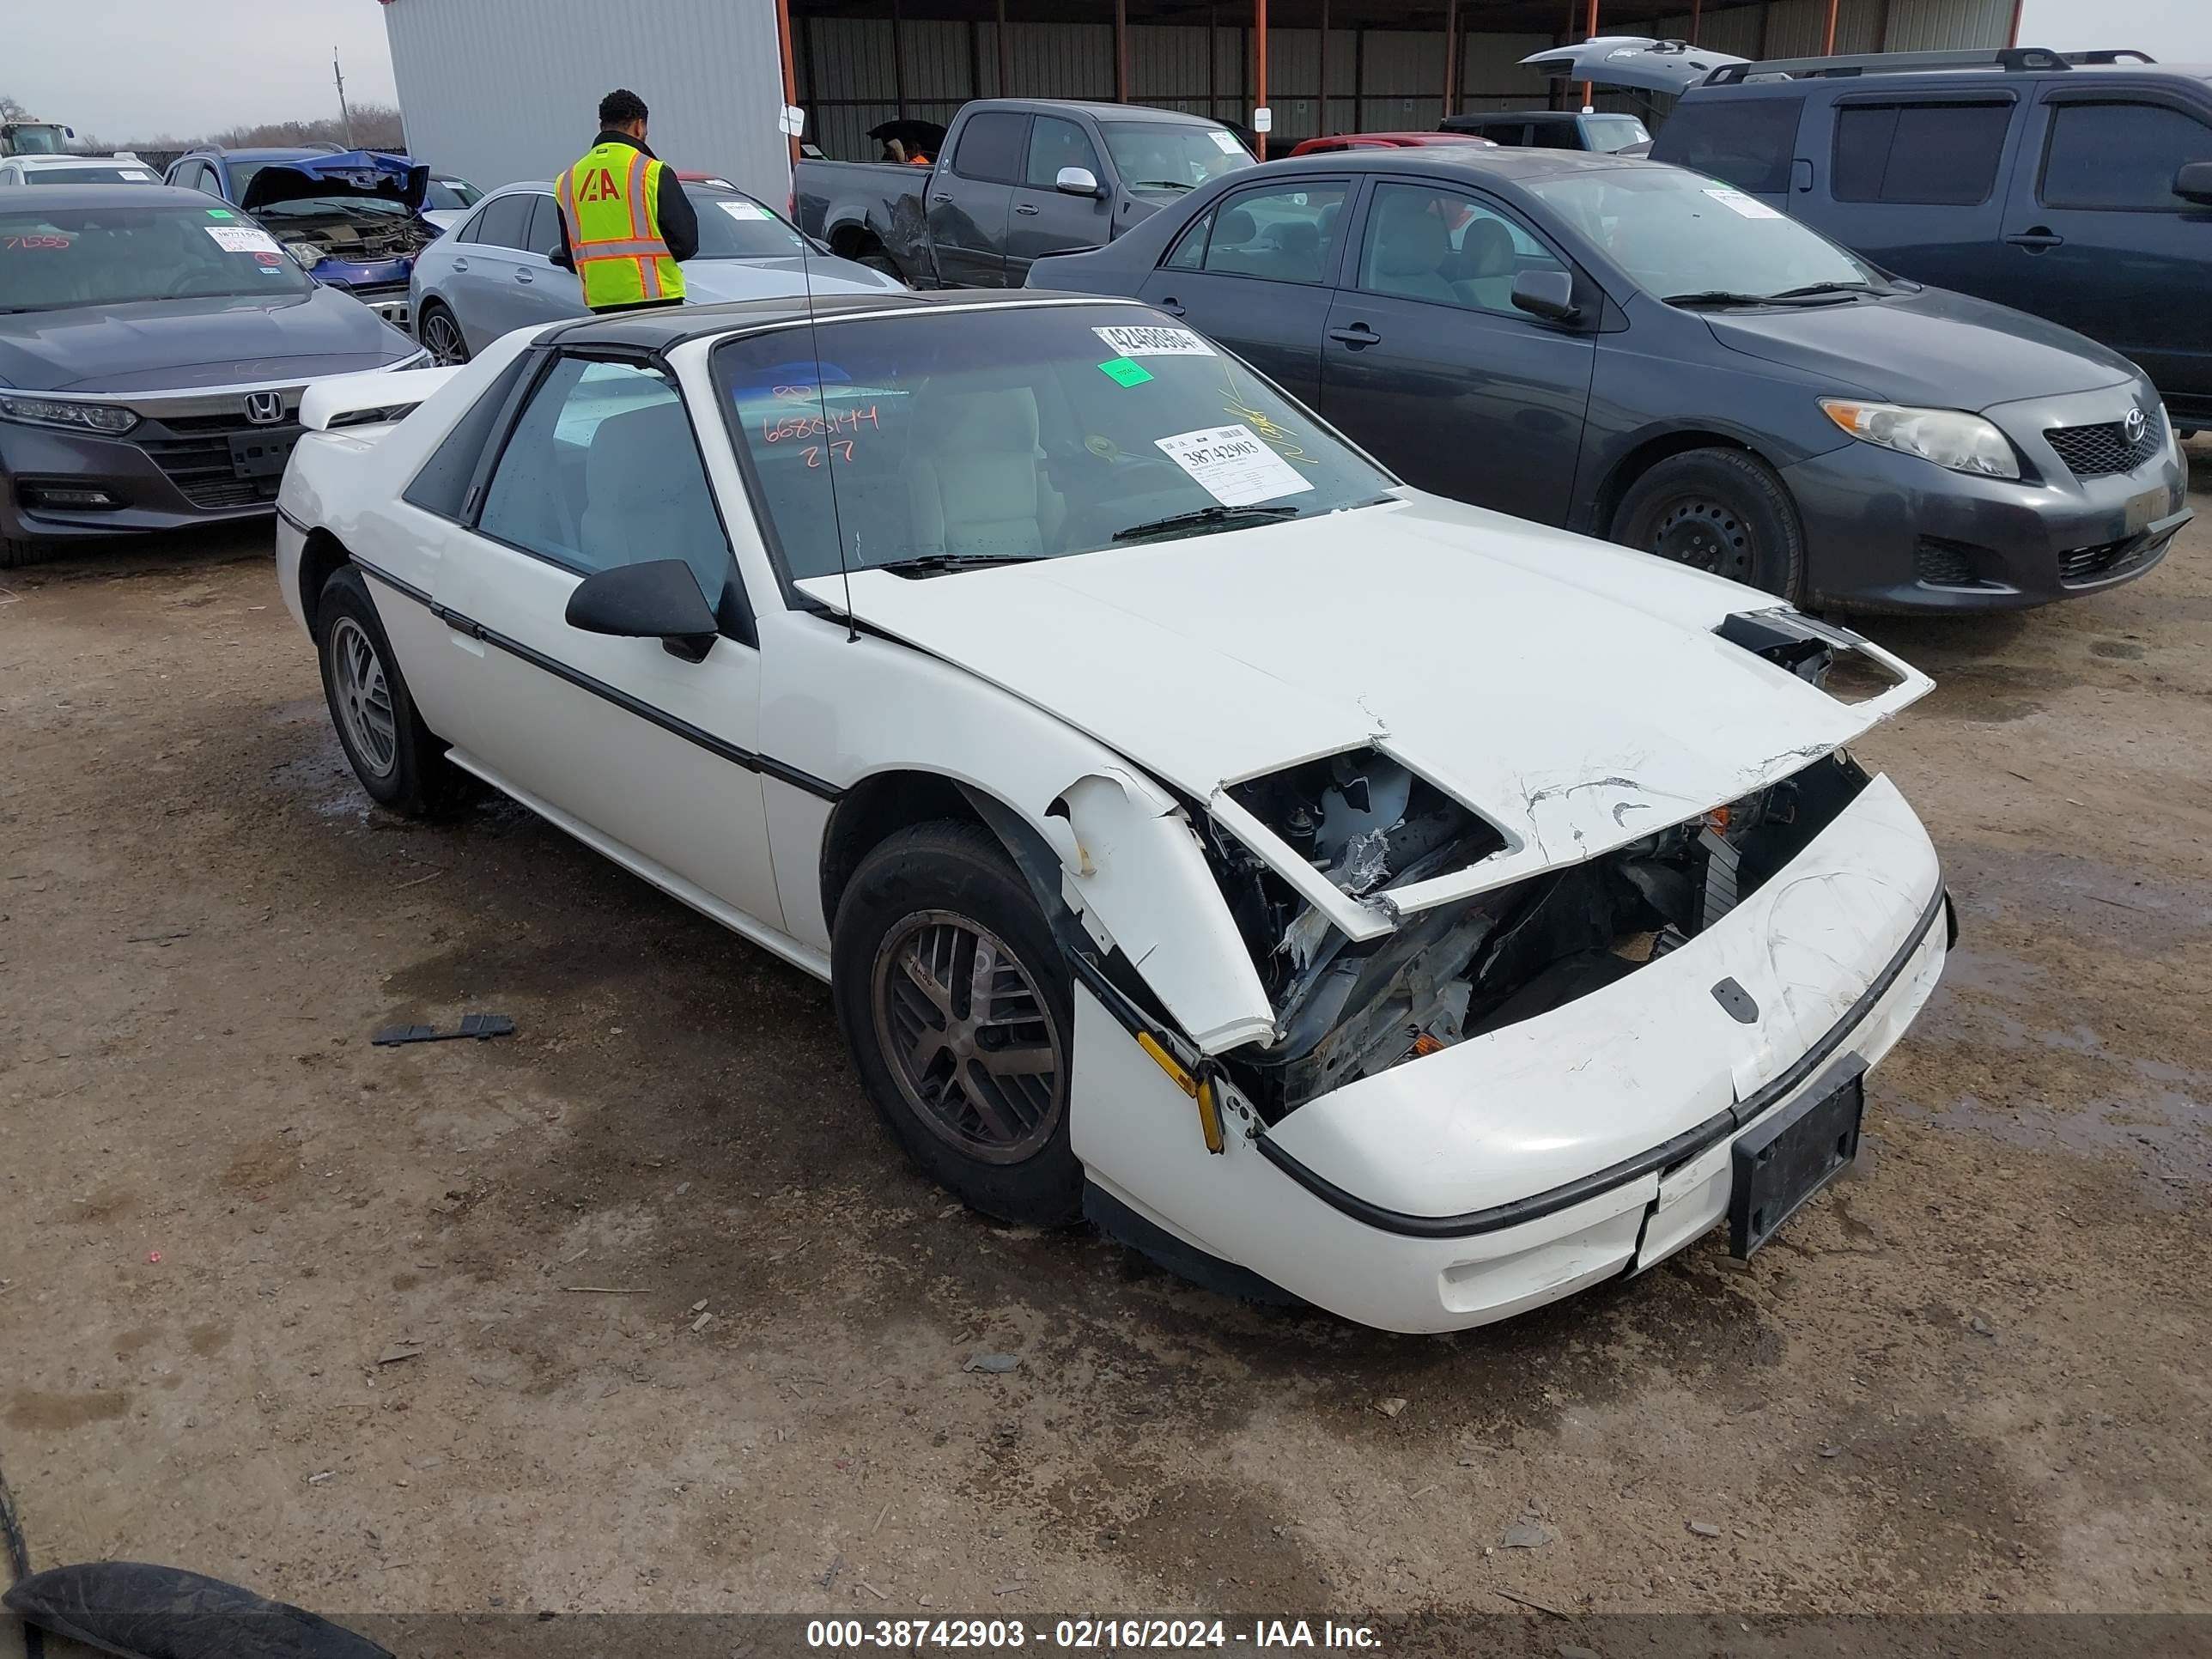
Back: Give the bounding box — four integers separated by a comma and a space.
1156, 424, 1312, 507
1094, 325, 1214, 357
1702, 187, 1782, 221
1209, 130, 1243, 154
718, 200, 769, 221
204, 225, 283, 255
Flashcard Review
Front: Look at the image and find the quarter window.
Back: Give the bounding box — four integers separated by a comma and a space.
1197, 182, 1348, 284
477, 357, 732, 605
2041, 101, 2212, 210
1832, 101, 2013, 205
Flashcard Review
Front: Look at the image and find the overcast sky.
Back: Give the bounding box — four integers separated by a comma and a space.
8, 0, 399, 142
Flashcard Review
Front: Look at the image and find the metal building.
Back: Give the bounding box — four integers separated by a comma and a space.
381, 0, 2020, 199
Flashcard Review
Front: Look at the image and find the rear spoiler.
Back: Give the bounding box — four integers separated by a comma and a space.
299, 367, 460, 433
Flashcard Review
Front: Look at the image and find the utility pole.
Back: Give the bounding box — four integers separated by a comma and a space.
334, 50, 355, 147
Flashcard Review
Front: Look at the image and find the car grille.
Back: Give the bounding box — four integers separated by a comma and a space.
1914, 538, 1981, 587
345, 283, 411, 327
137, 421, 300, 511
2045, 417, 2164, 479
2058, 535, 2156, 586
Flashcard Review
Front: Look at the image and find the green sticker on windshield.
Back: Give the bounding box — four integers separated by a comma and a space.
206, 208, 235, 219
1097, 356, 1153, 387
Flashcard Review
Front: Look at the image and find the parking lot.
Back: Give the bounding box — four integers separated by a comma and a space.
0, 441, 2205, 1629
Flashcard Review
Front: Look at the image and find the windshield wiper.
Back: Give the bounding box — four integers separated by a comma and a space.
1127, 179, 1195, 192
1768, 280, 1881, 300
1662, 288, 1859, 308
1111, 503, 1301, 543
869, 552, 1052, 577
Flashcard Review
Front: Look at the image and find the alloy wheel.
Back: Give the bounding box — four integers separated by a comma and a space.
422, 309, 468, 367
329, 616, 398, 778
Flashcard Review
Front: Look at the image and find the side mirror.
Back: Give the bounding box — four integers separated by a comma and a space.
2174, 161, 2212, 206
1510, 268, 1580, 324
1056, 166, 1103, 198
564, 559, 720, 662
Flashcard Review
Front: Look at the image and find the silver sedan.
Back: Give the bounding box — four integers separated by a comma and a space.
408, 180, 903, 364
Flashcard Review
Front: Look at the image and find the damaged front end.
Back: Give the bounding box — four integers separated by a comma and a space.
1200, 744, 1875, 1120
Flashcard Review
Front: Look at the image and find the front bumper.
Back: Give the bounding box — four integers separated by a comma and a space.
1, 410, 301, 543
1072, 771, 1948, 1334
1781, 399, 2190, 613
315, 258, 416, 328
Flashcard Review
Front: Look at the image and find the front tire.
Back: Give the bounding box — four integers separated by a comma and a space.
1610, 447, 1806, 600
416, 301, 470, 366
832, 822, 1082, 1225
1, 533, 57, 571
314, 565, 468, 817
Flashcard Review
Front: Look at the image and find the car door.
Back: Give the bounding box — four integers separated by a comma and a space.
1135, 175, 1351, 405
431, 350, 781, 924
514, 193, 586, 322
448, 192, 538, 349
1815, 94, 2024, 297
1006, 115, 1114, 285
1320, 178, 1595, 526
1999, 88, 2212, 408
930, 110, 1026, 287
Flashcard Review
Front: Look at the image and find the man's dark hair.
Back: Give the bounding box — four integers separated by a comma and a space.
599, 88, 649, 129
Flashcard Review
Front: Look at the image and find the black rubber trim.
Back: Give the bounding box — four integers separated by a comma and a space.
276, 503, 311, 534
1253, 880, 1948, 1241
350, 558, 842, 801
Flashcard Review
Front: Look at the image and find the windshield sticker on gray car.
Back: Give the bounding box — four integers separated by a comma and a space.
1094, 325, 1215, 358
1098, 356, 1155, 386
1208, 130, 1245, 154
204, 225, 283, 256
1155, 423, 1314, 507
717, 201, 770, 222
1701, 187, 1782, 222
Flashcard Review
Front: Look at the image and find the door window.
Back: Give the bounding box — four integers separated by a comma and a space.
524, 194, 567, 258
477, 357, 732, 605
1832, 100, 2013, 205
2040, 101, 2212, 210
1196, 181, 1348, 283
474, 193, 535, 251
951, 111, 1029, 185
1356, 182, 1567, 314
1025, 117, 1103, 188
1654, 94, 1802, 193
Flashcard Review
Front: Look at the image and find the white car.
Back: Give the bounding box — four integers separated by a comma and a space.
276, 293, 1951, 1334
0, 154, 164, 188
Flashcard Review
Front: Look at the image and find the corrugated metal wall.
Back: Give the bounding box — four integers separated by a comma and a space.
381, 0, 790, 199
1641, 0, 2011, 60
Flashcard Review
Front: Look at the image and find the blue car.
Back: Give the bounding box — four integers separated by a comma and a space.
163, 147, 435, 328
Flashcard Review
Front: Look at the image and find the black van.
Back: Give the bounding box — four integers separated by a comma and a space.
1526, 41, 2212, 427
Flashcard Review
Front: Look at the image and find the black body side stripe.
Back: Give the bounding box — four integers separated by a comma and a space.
351, 558, 842, 801
1254, 880, 1949, 1241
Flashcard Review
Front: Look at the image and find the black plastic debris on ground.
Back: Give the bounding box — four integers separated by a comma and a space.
3, 1562, 392, 1659
371, 1013, 514, 1047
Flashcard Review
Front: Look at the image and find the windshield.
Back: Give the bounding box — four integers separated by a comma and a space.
714, 305, 1393, 580
1098, 122, 1254, 193
424, 178, 482, 210
10, 127, 68, 155
1526, 166, 1878, 301
0, 203, 313, 312
28, 166, 159, 185
1582, 115, 1650, 152
692, 190, 809, 259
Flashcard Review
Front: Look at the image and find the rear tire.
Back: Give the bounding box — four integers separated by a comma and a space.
314, 565, 470, 817
416, 301, 470, 366
832, 821, 1082, 1225
1610, 447, 1806, 600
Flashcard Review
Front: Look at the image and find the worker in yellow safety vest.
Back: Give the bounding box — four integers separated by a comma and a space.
551, 88, 699, 313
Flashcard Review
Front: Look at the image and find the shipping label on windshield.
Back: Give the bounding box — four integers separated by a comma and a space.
718, 201, 770, 221
1208, 130, 1244, 154
1702, 187, 1782, 221
204, 225, 283, 255
1156, 423, 1314, 507
1094, 325, 1214, 357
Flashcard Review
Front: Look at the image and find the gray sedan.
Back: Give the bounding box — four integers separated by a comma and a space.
0, 185, 424, 568
409, 181, 902, 364
1036, 149, 2190, 612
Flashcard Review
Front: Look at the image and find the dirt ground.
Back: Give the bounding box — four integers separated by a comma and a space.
3, 448, 2209, 1643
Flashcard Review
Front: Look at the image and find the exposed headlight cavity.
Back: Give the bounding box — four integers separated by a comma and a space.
1820, 398, 2020, 480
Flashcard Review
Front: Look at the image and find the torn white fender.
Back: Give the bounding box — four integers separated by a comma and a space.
1057, 771, 1277, 1054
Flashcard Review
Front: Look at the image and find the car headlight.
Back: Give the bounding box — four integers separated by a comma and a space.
1819, 398, 2019, 480
0, 393, 138, 435
381, 349, 433, 370
286, 241, 326, 270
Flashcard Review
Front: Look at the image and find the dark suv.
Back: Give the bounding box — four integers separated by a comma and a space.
1528, 41, 2212, 427
1440, 109, 1651, 152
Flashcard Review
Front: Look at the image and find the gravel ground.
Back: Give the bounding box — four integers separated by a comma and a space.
2, 450, 2208, 1644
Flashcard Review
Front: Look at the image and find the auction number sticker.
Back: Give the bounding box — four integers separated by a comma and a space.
204, 225, 283, 255
1701, 186, 1782, 221
718, 200, 771, 221
1209, 129, 1244, 154
1155, 423, 1313, 507
1093, 325, 1213, 358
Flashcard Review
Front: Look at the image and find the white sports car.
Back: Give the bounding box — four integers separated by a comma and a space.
276, 293, 1951, 1334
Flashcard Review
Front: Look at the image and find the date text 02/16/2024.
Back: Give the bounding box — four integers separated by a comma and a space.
805, 1619, 1383, 1649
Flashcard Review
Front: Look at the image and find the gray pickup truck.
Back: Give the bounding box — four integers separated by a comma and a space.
794, 99, 1254, 289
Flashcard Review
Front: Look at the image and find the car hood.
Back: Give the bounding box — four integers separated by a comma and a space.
1522, 34, 1745, 94
683, 256, 904, 301
1703, 286, 2139, 410
799, 493, 1930, 888
0, 287, 414, 392
240, 150, 428, 215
